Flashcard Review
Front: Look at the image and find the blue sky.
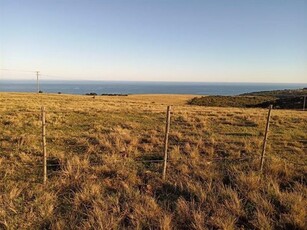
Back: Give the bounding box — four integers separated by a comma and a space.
0, 0, 306, 82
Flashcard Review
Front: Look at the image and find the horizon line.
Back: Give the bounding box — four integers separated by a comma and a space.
1, 79, 307, 85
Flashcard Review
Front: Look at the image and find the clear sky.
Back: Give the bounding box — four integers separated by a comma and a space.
0, 0, 306, 82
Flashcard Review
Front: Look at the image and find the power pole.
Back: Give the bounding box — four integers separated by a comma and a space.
36, 71, 40, 93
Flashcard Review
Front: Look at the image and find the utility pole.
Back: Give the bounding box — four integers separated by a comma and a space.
36, 71, 40, 93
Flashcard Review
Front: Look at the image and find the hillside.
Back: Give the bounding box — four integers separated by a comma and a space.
189, 88, 307, 109
0, 93, 306, 229
240, 88, 307, 97
188, 95, 275, 108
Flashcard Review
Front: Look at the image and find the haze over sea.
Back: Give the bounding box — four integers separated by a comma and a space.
0, 81, 306, 96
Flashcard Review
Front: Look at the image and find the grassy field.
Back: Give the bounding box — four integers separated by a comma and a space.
0, 93, 306, 229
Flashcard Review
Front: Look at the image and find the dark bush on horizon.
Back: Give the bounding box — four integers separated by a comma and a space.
101, 93, 128, 96
85, 93, 128, 96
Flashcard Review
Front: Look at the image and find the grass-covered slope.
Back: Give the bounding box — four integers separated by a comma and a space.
240, 88, 307, 97
0, 93, 306, 229
255, 96, 306, 109
188, 95, 275, 108
189, 88, 307, 109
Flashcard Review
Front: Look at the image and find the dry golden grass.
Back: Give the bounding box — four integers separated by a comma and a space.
0, 92, 306, 229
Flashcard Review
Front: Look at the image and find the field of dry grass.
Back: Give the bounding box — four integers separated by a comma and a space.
0, 92, 306, 229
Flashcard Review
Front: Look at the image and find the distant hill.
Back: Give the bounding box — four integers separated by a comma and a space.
189, 88, 307, 109
188, 96, 275, 108
240, 88, 307, 97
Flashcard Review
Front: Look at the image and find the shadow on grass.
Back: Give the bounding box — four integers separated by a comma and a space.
223, 132, 254, 137
138, 154, 163, 161
47, 157, 62, 176
154, 182, 198, 211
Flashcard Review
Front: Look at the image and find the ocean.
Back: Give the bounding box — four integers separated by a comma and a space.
0, 81, 306, 96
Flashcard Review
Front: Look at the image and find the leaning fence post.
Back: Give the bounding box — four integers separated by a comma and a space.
259, 105, 273, 173
162, 106, 171, 180
41, 106, 47, 184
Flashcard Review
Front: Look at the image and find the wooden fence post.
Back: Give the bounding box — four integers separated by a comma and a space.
41, 106, 47, 184
162, 106, 171, 180
303, 96, 306, 111
259, 105, 273, 173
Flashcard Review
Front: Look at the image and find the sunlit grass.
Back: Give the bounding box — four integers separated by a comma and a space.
0, 93, 306, 229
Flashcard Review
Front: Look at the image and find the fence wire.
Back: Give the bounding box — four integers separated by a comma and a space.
0, 105, 306, 184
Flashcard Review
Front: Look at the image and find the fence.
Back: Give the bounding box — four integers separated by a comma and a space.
1, 104, 306, 184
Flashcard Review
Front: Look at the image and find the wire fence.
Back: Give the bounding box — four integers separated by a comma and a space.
0, 105, 306, 184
